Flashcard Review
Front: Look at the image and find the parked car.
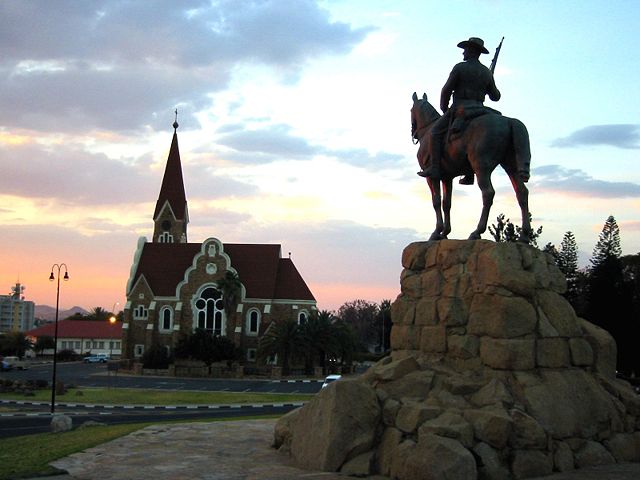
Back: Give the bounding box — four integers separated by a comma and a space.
1, 360, 11, 371
83, 353, 109, 363
321, 374, 342, 389
2, 356, 28, 370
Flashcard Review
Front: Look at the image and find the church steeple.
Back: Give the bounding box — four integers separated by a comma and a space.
152, 111, 189, 243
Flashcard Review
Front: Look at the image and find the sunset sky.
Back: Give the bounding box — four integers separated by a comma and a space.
1, 0, 639, 313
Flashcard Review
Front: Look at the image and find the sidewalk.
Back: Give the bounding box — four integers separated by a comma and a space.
23, 419, 640, 480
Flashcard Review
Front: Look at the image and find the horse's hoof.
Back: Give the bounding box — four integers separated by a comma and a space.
468, 232, 481, 240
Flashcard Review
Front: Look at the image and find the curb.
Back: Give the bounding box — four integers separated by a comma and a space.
0, 399, 304, 417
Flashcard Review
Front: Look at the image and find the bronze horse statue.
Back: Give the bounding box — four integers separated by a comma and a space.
411, 92, 532, 242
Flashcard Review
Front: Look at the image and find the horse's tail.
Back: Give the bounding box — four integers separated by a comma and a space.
510, 118, 531, 182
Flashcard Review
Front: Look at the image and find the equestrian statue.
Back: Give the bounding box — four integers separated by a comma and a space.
412, 37, 532, 242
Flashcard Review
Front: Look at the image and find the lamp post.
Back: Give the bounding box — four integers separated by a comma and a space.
109, 302, 119, 358
49, 263, 69, 415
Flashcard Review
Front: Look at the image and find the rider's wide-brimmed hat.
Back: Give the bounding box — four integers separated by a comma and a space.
457, 37, 489, 54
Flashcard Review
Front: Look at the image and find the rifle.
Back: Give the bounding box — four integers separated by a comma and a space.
489, 37, 504, 74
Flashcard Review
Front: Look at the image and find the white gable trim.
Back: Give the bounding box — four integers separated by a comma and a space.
126, 236, 147, 295
153, 200, 177, 222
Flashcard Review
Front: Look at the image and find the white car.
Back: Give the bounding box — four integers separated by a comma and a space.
321, 374, 342, 388
84, 354, 109, 363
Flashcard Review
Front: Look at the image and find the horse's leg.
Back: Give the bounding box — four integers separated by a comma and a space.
509, 174, 531, 243
441, 178, 453, 238
469, 170, 495, 240
427, 178, 444, 240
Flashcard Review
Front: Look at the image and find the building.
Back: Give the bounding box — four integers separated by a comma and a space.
0, 283, 35, 333
26, 319, 123, 357
121, 120, 316, 364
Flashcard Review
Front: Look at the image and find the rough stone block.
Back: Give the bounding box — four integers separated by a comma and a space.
511, 450, 553, 479
400, 270, 422, 299
377, 427, 403, 476
574, 440, 615, 468
473, 442, 510, 480
471, 378, 514, 408
420, 269, 444, 297
553, 441, 575, 472
604, 433, 640, 462
414, 297, 438, 326
579, 318, 617, 379
379, 370, 435, 401
339, 450, 374, 476
464, 408, 513, 449
437, 297, 468, 326
480, 338, 535, 370
468, 294, 536, 338
419, 412, 474, 447
509, 409, 547, 449
391, 435, 477, 480
569, 337, 594, 367
50, 414, 73, 433
396, 401, 441, 433
391, 296, 415, 326
536, 337, 570, 368
448, 335, 480, 360
419, 326, 446, 353
402, 242, 430, 270
537, 290, 582, 336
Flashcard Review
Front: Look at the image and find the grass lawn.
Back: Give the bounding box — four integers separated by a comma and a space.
0, 387, 312, 405
0, 416, 278, 480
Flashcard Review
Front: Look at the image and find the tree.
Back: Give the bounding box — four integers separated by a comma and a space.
590, 215, 622, 269
0, 332, 33, 358
488, 213, 543, 247
377, 299, 392, 352
258, 319, 302, 375
217, 271, 242, 317
86, 307, 109, 322
337, 300, 379, 351
142, 343, 172, 369
174, 329, 240, 372
300, 310, 338, 375
556, 231, 583, 310
586, 216, 633, 374
34, 335, 56, 355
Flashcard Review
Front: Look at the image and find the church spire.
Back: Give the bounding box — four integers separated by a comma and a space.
152, 112, 189, 243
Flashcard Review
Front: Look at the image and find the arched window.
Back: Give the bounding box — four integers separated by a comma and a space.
158, 232, 173, 243
246, 309, 260, 336
133, 305, 148, 320
194, 287, 224, 335
298, 310, 308, 325
159, 306, 173, 332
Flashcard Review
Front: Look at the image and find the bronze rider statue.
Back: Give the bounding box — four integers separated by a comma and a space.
418, 37, 501, 184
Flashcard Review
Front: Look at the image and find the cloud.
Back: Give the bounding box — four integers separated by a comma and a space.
531, 164, 640, 198
216, 122, 403, 167
0, 0, 372, 133
0, 141, 257, 205
551, 124, 640, 149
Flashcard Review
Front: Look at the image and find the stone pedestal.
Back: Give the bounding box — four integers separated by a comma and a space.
275, 240, 640, 479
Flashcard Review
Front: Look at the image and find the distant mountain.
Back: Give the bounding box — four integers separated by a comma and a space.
34, 305, 89, 321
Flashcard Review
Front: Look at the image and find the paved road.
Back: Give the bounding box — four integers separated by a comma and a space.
1, 361, 323, 394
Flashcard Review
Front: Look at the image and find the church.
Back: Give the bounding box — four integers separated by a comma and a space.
121, 119, 317, 365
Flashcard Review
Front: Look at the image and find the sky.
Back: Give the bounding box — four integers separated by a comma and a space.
1, 0, 639, 313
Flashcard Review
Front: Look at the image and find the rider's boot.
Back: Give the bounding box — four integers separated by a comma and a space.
417, 142, 442, 179
459, 174, 474, 185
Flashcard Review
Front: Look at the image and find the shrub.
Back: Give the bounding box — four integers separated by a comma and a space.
142, 343, 172, 369
56, 349, 80, 361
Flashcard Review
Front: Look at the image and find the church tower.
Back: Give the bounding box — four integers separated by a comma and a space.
152, 114, 189, 243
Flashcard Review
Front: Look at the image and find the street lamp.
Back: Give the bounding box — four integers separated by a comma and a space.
49, 263, 69, 414
109, 302, 119, 358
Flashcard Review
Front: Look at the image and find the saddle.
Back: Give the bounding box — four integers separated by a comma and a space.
448, 105, 502, 142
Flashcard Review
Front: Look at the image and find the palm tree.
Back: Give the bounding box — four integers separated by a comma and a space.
300, 310, 337, 375
87, 307, 109, 321
217, 271, 242, 318
258, 319, 302, 376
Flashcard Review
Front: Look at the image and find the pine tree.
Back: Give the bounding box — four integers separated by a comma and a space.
557, 231, 582, 313
590, 215, 622, 269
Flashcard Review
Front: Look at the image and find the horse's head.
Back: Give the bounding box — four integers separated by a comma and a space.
411, 92, 440, 142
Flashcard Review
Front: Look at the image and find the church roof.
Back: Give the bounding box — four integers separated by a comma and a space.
153, 131, 187, 221
131, 242, 315, 302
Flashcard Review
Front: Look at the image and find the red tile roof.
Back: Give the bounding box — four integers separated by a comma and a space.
153, 132, 187, 221
131, 242, 315, 301
26, 320, 123, 339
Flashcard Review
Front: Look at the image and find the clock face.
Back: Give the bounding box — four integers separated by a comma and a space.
161, 220, 172, 231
